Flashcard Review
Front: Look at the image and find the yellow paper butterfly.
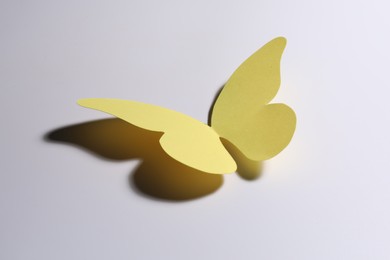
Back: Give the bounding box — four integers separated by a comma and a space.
78, 37, 296, 174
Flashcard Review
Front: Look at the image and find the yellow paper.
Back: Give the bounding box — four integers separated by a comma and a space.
77, 99, 237, 174
211, 37, 296, 161
78, 37, 296, 174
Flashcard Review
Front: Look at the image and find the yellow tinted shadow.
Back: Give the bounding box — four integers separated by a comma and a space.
220, 139, 262, 180
132, 146, 223, 201
46, 118, 223, 201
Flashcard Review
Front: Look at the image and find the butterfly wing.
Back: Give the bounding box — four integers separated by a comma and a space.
78, 98, 236, 174
211, 37, 296, 161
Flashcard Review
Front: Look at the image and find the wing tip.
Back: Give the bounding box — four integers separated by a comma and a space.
77, 98, 88, 107
77, 98, 106, 108
269, 36, 287, 49
77, 98, 95, 104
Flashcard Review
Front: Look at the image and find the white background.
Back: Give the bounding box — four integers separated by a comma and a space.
1, 0, 390, 259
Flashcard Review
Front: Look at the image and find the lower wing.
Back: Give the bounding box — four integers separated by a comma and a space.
78, 98, 236, 174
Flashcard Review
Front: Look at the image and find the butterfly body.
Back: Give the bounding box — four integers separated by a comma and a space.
78, 37, 296, 174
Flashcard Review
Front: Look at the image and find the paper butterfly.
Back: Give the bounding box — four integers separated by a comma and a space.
78, 37, 296, 174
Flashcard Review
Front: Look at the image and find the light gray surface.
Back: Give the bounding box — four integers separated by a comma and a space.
1, 0, 390, 259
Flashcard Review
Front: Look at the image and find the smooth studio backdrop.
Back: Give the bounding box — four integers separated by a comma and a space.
1, 1, 389, 259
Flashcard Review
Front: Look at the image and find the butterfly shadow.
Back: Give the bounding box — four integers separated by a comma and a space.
44, 118, 224, 202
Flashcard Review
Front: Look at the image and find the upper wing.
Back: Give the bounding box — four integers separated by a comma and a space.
211, 37, 296, 161
78, 98, 236, 174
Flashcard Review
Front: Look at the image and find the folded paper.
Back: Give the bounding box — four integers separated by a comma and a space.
78, 37, 296, 174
